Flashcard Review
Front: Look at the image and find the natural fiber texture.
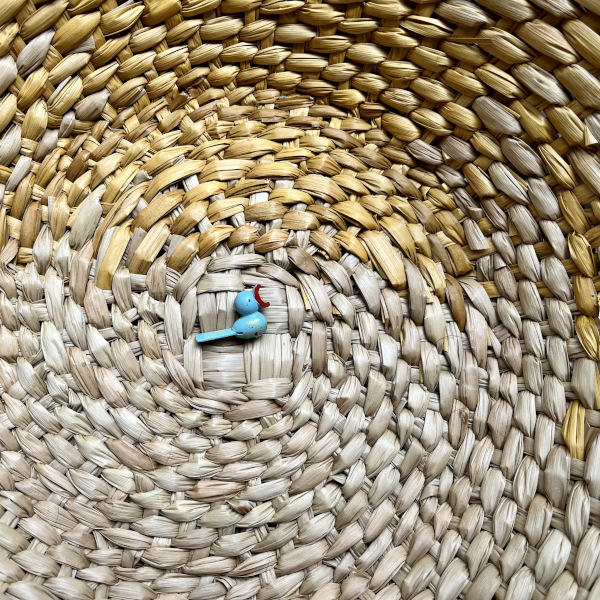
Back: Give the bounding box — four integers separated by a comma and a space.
2, 0, 600, 599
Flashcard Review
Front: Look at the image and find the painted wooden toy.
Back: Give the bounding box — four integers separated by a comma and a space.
195, 285, 270, 343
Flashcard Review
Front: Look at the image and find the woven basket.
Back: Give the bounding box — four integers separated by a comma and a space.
2, 0, 600, 598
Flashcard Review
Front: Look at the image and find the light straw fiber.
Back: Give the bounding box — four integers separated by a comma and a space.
0, 0, 599, 599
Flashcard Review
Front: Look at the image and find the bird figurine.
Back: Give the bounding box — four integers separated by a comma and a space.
195, 285, 270, 343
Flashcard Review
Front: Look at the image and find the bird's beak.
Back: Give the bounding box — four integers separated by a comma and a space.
253, 285, 270, 307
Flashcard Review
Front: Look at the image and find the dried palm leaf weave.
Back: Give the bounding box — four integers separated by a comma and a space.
2, 0, 600, 598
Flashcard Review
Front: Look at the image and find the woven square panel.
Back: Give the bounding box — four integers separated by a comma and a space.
1, 0, 600, 598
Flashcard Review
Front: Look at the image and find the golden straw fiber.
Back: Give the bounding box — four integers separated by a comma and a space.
1, 0, 600, 598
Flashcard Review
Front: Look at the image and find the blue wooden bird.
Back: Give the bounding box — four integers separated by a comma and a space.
195, 285, 270, 343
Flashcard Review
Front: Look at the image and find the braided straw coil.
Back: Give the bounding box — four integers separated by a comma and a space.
2, 0, 600, 598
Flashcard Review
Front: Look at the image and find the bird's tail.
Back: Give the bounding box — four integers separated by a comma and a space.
195, 328, 236, 343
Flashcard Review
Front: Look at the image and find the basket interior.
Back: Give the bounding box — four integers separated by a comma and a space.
0, 0, 600, 598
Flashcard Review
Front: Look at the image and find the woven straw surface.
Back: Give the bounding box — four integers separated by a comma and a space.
2, 0, 600, 598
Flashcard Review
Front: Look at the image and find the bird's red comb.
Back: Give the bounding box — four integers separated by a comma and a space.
253, 285, 270, 307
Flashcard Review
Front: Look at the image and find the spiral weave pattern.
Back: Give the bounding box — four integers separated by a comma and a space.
1, 0, 600, 598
